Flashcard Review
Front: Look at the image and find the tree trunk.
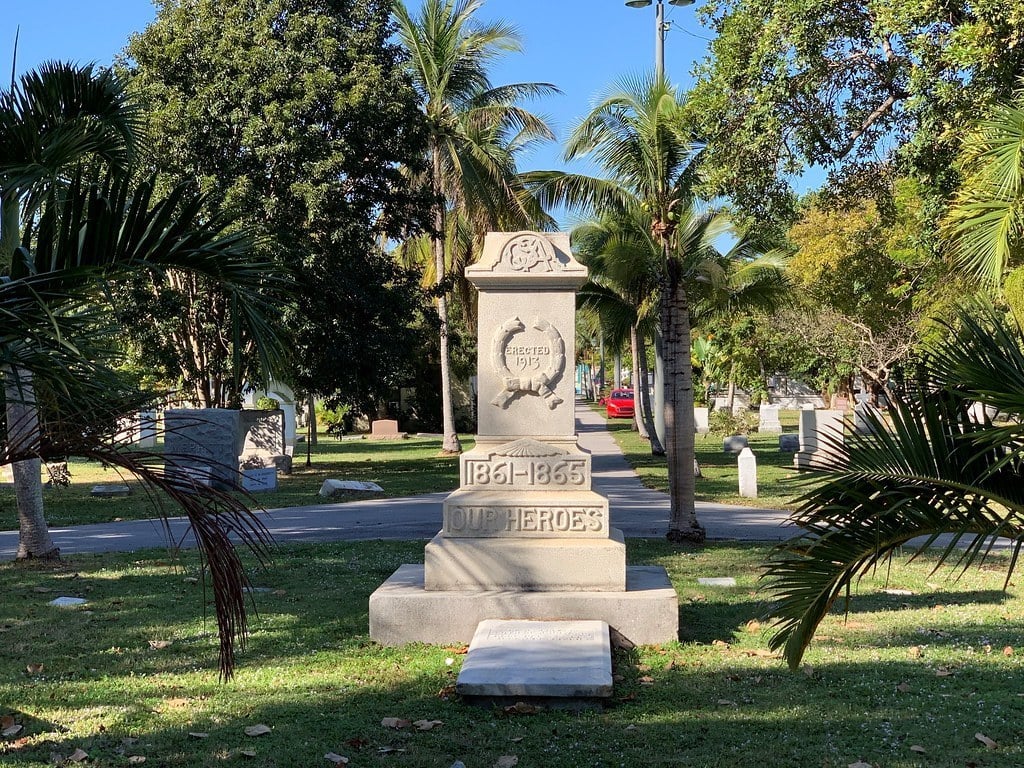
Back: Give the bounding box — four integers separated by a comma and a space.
4, 369, 59, 559
653, 326, 666, 448
662, 261, 704, 543
614, 351, 622, 389
432, 146, 461, 454
629, 325, 648, 437
635, 329, 664, 455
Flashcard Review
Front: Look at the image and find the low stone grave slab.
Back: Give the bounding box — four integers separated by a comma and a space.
369, 419, 408, 440
318, 479, 384, 497
456, 619, 612, 701
90, 484, 131, 498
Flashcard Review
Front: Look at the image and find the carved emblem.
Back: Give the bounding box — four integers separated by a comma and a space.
492, 438, 568, 457
490, 316, 565, 410
501, 233, 559, 272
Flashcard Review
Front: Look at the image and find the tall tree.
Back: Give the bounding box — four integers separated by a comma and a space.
687, 0, 1024, 226
124, 0, 431, 411
392, 0, 557, 454
528, 74, 712, 541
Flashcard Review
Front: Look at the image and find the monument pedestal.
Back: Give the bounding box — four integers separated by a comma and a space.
370, 565, 678, 647
368, 232, 678, 649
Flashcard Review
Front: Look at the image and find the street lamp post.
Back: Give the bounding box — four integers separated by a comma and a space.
624, 0, 695, 79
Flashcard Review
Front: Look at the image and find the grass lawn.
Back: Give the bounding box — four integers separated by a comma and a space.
0, 435, 473, 529
601, 407, 811, 510
1, 540, 1021, 767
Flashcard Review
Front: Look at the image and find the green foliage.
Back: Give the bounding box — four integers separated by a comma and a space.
763, 306, 1024, 670
123, 0, 432, 408
254, 396, 280, 410
687, 0, 1024, 228
708, 407, 759, 437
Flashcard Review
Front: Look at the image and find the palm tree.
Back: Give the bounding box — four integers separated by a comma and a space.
392, 0, 557, 453
762, 306, 1024, 671
528, 73, 712, 540
573, 211, 664, 450
944, 93, 1024, 286
1, 62, 285, 677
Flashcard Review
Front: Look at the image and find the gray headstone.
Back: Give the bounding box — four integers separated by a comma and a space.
164, 409, 242, 490
456, 619, 612, 699
49, 596, 87, 607
778, 433, 800, 452
723, 434, 748, 453
697, 577, 737, 587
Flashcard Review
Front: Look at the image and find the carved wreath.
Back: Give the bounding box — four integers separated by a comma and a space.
490, 316, 565, 410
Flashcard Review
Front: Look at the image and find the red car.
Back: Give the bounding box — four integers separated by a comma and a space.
605, 389, 635, 419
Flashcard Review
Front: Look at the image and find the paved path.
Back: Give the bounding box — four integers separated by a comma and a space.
0, 404, 794, 557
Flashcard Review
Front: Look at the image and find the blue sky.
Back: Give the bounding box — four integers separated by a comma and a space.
2, 1, 755, 226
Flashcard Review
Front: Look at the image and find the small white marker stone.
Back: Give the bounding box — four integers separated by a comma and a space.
697, 577, 736, 587
49, 596, 87, 607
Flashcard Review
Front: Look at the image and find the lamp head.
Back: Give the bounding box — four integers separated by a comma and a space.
668, 0, 696, 5
624, 1, 653, 7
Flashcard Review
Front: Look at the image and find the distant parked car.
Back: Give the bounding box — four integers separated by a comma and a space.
605, 389, 635, 419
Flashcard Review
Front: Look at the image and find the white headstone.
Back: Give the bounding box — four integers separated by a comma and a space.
738, 447, 758, 498
694, 407, 709, 434
758, 405, 782, 434
794, 409, 845, 469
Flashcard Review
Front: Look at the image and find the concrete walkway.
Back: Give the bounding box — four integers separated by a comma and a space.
0, 403, 794, 558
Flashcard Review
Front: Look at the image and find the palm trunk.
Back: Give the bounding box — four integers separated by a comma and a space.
432, 146, 461, 454
629, 325, 648, 437
653, 327, 666, 447
662, 259, 704, 543
635, 330, 664, 455
4, 368, 59, 559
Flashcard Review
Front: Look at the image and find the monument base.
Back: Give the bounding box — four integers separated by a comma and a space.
425, 528, 626, 591
369, 564, 679, 646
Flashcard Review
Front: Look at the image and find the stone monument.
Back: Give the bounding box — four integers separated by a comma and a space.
793, 408, 845, 469
369, 231, 678, 647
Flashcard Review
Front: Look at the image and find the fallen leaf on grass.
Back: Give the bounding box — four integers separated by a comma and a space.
896, 682, 911, 693
437, 685, 456, 699
377, 746, 405, 755
33, 586, 52, 593
935, 667, 953, 677
741, 649, 779, 658
494, 756, 518, 768
148, 640, 172, 650
910, 745, 926, 754
183, 577, 199, 584
187, 732, 209, 739
745, 619, 761, 633
1004, 646, 1014, 656
711, 639, 730, 648
68, 748, 89, 762
324, 753, 349, 765
128, 756, 146, 764
908, 646, 922, 659
3, 724, 24, 737
244, 724, 272, 737
716, 700, 737, 707
238, 749, 257, 757
638, 676, 654, 685
975, 733, 998, 749
503, 703, 540, 715
380, 718, 411, 729
413, 720, 443, 731
882, 588, 913, 596
26, 663, 43, 674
